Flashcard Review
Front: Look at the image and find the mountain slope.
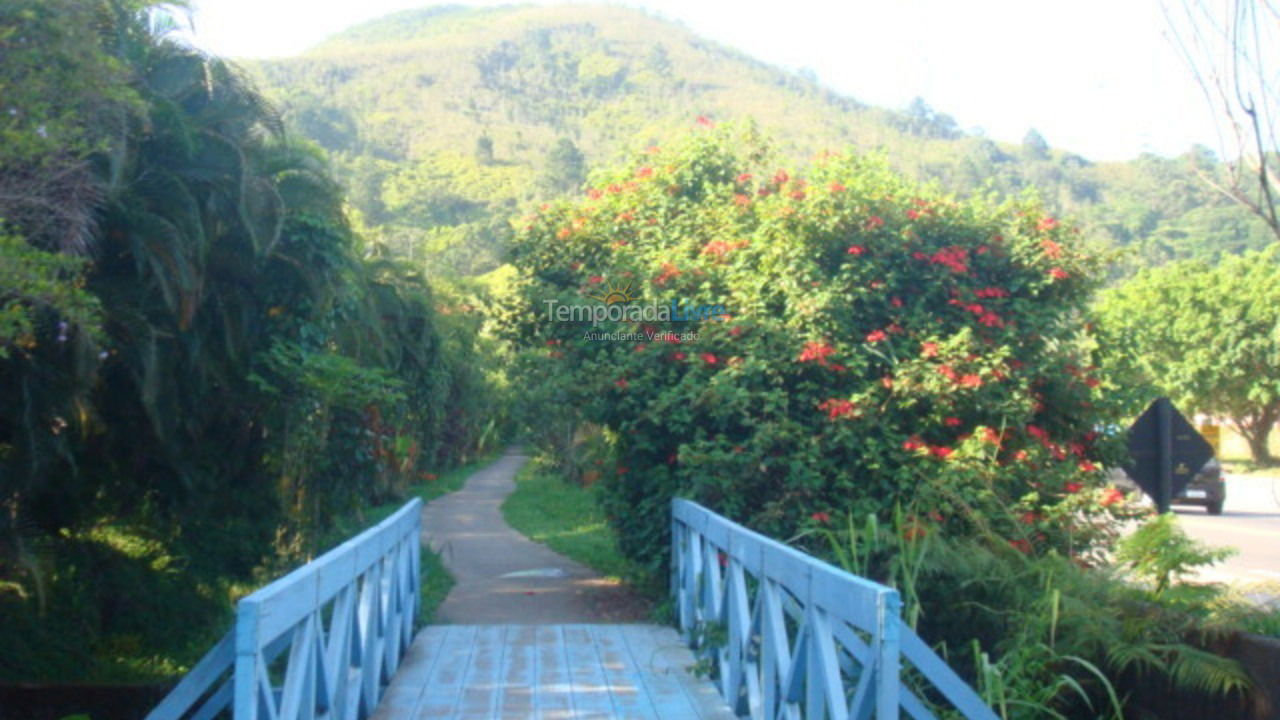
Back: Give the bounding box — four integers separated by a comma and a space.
247, 3, 1272, 275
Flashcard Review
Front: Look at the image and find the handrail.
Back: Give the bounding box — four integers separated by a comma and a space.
671, 498, 997, 720
147, 498, 422, 720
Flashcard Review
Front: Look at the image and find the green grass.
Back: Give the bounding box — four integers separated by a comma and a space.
501, 458, 635, 581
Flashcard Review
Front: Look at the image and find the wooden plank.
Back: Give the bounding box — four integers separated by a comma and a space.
620, 625, 738, 720
534, 625, 576, 720
369, 627, 445, 719
592, 625, 659, 719
562, 624, 620, 718
454, 624, 507, 718
497, 625, 537, 719
413, 625, 479, 719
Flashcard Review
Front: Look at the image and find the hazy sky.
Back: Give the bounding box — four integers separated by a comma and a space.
184, 0, 1222, 162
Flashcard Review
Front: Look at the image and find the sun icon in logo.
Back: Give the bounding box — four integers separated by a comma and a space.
586, 279, 641, 305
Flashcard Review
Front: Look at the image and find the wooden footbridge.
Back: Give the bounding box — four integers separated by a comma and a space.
146, 498, 997, 720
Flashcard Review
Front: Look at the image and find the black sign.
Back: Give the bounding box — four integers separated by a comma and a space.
1125, 397, 1214, 512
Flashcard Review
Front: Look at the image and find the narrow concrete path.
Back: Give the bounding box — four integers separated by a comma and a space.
422, 448, 649, 624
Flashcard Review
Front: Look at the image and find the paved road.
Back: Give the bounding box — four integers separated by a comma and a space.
1172, 474, 1280, 587
421, 448, 648, 624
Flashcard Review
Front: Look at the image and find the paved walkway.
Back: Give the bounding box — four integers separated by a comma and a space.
422, 449, 649, 624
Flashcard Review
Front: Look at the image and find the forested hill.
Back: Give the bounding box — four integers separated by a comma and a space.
247, 3, 1271, 275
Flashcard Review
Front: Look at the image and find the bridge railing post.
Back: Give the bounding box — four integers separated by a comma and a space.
670, 497, 996, 720
147, 498, 423, 720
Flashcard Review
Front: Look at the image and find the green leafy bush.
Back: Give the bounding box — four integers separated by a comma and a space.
502, 124, 1131, 579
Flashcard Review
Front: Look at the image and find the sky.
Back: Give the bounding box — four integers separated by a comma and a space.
182, 0, 1226, 163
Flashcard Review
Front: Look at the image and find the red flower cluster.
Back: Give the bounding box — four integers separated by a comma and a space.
736, 173, 753, 183
829, 182, 845, 193
1041, 239, 1063, 259
864, 215, 885, 230
636, 166, 654, 179
975, 287, 1009, 299
818, 398, 857, 420
810, 511, 831, 524
654, 262, 682, 285
797, 341, 836, 364
865, 329, 887, 343
700, 353, 718, 365
614, 378, 628, 390
1100, 487, 1125, 507
702, 239, 748, 257
1049, 267, 1069, 281
929, 246, 970, 274
920, 341, 939, 357
847, 245, 866, 256
773, 169, 790, 185
1037, 217, 1059, 232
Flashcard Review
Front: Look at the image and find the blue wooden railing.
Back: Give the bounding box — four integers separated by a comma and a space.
672, 499, 998, 720
147, 498, 422, 720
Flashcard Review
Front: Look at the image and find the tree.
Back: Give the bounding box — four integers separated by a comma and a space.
503, 125, 1126, 579
1096, 247, 1280, 464
542, 137, 585, 192
1163, 0, 1280, 241
1023, 128, 1051, 160
474, 134, 495, 165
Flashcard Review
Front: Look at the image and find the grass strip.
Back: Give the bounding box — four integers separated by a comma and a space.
501, 458, 635, 581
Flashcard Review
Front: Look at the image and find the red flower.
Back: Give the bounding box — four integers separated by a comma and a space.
906, 209, 920, 220
672, 351, 687, 361
588, 275, 603, 284
1100, 487, 1125, 507
921, 341, 940, 358
654, 262, 682, 285
944, 417, 962, 427
937, 364, 957, 381
930, 445, 954, 459
701, 353, 718, 365
1041, 239, 1063, 259
881, 375, 894, 389
729, 325, 743, 337
847, 245, 866, 255
1049, 267, 1069, 281
586, 188, 603, 200
1078, 460, 1097, 473
978, 312, 1004, 328
733, 194, 752, 206
818, 398, 857, 420
958, 374, 983, 388
810, 511, 831, 524
864, 215, 885, 230
865, 329, 887, 343
614, 378, 628, 390
636, 166, 654, 178
929, 246, 970, 274
891, 297, 903, 307
975, 287, 1010, 299
981, 427, 1001, 445
736, 172, 753, 183
556, 228, 571, 239
902, 436, 925, 452
1037, 217, 1059, 232
790, 190, 806, 200
634, 344, 647, 353
798, 341, 836, 364
696, 115, 714, 127
773, 169, 790, 185
1065, 482, 1083, 494
1019, 511, 1039, 525
829, 182, 845, 193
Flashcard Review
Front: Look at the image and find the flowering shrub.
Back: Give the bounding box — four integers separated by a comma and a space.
501, 124, 1130, 577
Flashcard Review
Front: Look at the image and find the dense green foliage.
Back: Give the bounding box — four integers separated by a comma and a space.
499, 125, 1135, 581
821, 512, 1258, 717
1095, 246, 1280, 464
246, 4, 1272, 279
0, 1, 502, 681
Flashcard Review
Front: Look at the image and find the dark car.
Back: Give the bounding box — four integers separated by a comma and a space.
1109, 458, 1226, 515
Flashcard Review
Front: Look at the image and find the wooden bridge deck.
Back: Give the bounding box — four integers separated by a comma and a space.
370, 624, 737, 720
